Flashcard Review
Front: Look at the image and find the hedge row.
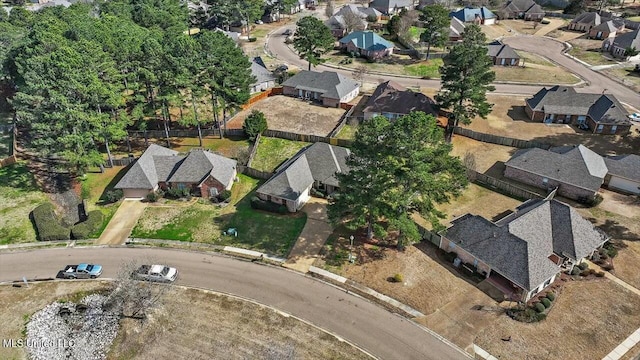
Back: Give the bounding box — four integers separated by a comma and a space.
32, 203, 70, 241
71, 211, 104, 239
250, 196, 287, 214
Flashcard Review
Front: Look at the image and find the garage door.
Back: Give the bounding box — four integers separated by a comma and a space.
609, 176, 640, 195
123, 188, 151, 199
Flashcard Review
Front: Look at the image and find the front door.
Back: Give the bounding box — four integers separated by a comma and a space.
544, 114, 554, 123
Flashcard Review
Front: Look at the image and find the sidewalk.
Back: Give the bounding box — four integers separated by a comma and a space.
283, 198, 332, 273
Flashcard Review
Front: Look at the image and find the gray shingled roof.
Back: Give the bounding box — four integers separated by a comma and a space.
168, 149, 237, 187
282, 71, 360, 100
592, 20, 618, 33
526, 86, 630, 125
257, 142, 351, 200
250, 58, 275, 87
612, 29, 640, 52
505, 145, 607, 192
604, 154, 640, 181
501, 0, 544, 14
487, 41, 520, 59
571, 12, 602, 26
444, 199, 606, 291
115, 144, 179, 189
449, 17, 466, 38
363, 81, 437, 116
115, 145, 237, 190
369, 0, 413, 12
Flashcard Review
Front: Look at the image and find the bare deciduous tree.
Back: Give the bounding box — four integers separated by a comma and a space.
463, 151, 477, 181
104, 259, 172, 320
342, 11, 366, 33
352, 65, 368, 86
397, 10, 419, 41
325, 0, 334, 18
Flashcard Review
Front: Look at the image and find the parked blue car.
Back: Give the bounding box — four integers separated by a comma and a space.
60, 263, 103, 279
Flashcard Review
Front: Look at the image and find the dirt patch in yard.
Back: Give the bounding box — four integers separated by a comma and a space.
226, 96, 347, 136
475, 278, 640, 360
450, 135, 515, 173
110, 286, 370, 360
434, 183, 523, 224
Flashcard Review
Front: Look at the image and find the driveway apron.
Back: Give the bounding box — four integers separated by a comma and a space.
96, 200, 147, 245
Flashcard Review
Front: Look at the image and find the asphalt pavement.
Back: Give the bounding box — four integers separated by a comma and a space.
0, 247, 471, 360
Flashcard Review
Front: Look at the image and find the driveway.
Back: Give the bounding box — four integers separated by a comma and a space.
95, 200, 147, 245
284, 198, 333, 272
0, 247, 471, 360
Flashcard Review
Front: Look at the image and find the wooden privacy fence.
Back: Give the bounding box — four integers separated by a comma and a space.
262, 129, 353, 147
237, 165, 274, 180
241, 87, 282, 110
245, 133, 261, 167
454, 127, 551, 150
329, 105, 356, 138
469, 169, 542, 200
416, 222, 442, 247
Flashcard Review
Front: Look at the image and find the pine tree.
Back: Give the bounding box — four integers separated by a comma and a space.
293, 16, 335, 71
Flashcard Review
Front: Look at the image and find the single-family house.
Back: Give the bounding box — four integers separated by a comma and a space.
262, 0, 302, 22
603, 154, 640, 195
439, 198, 609, 302
525, 86, 631, 135
250, 57, 276, 94
368, 0, 414, 15
281, 71, 360, 107
256, 142, 351, 212
589, 20, 624, 40
567, 12, 623, 34
449, 17, 466, 42
363, 81, 437, 120
115, 144, 237, 199
214, 28, 241, 44
498, 0, 544, 20
339, 31, 394, 60
450, 7, 496, 25
487, 41, 520, 66
325, 5, 380, 37
504, 145, 608, 201
602, 29, 640, 60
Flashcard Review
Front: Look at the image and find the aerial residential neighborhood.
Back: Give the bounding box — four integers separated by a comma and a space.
0, 0, 639, 359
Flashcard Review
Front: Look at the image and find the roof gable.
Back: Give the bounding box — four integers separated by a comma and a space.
450, 6, 495, 22
282, 71, 360, 100
115, 144, 179, 189
339, 31, 394, 51
613, 29, 640, 49
604, 154, 640, 181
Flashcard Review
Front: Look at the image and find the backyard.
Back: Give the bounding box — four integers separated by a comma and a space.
226, 96, 347, 137
131, 174, 307, 256
0, 163, 48, 244
251, 136, 310, 172
109, 135, 250, 160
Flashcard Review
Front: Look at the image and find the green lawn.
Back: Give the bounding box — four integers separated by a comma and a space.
404, 60, 443, 78
251, 137, 310, 172
81, 166, 130, 237
0, 163, 48, 244
131, 175, 307, 256
567, 44, 615, 66
336, 124, 359, 140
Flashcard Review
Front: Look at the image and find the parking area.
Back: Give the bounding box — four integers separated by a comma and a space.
226, 95, 347, 136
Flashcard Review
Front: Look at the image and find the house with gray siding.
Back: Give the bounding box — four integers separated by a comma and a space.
256, 142, 350, 212
281, 71, 360, 107
439, 198, 608, 302
115, 144, 237, 199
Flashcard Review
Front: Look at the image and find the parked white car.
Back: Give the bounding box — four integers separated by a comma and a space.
133, 264, 178, 282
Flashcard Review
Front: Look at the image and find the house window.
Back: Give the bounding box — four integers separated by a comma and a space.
611, 125, 617, 134
597, 124, 604, 133
543, 277, 552, 288
177, 183, 186, 190
209, 188, 218, 197
448, 242, 456, 251
542, 178, 549, 186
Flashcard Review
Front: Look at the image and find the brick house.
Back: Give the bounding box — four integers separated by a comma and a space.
450, 7, 496, 25
504, 145, 608, 202
602, 29, 640, 60
339, 31, 394, 60
525, 86, 631, 135
589, 20, 624, 40
487, 41, 520, 66
439, 198, 608, 302
256, 142, 350, 212
363, 81, 437, 120
568, 12, 605, 32
115, 144, 237, 199
281, 71, 360, 107
498, 0, 544, 20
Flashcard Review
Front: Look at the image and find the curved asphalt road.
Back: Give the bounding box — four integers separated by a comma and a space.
268, 27, 639, 107
0, 247, 470, 360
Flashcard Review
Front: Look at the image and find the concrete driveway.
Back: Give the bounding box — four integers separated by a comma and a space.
284, 198, 333, 273
95, 200, 147, 245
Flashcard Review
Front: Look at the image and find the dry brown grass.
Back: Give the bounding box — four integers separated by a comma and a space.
227, 96, 347, 136
435, 183, 522, 224
108, 287, 370, 360
499, 20, 541, 35
493, 63, 579, 84
450, 136, 515, 173
475, 279, 640, 360
0, 281, 110, 359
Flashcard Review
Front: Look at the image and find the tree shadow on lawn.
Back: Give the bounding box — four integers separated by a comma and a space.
92, 165, 131, 206
0, 162, 40, 192
213, 189, 307, 257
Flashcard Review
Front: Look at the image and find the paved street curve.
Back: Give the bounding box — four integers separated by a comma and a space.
268, 27, 639, 107
0, 247, 470, 360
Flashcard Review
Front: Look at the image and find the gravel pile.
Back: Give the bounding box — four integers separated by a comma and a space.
26, 294, 120, 360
